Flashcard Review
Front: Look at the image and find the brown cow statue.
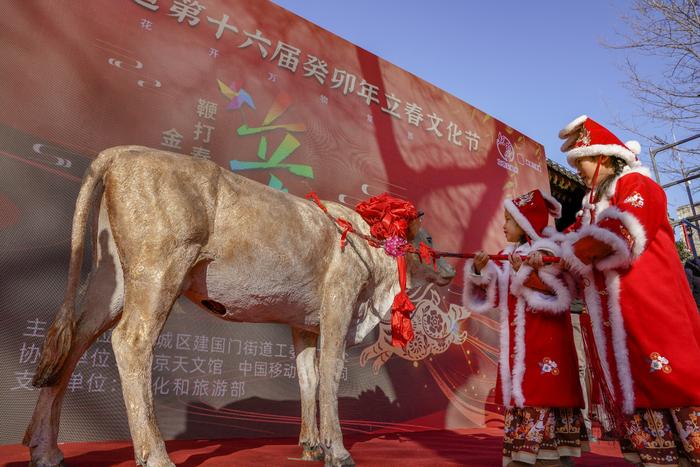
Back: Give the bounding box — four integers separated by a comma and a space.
24, 146, 455, 467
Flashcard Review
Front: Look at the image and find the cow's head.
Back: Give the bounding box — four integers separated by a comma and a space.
405, 221, 456, 288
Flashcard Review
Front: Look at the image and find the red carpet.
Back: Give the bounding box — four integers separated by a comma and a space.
0, 428, 626, 466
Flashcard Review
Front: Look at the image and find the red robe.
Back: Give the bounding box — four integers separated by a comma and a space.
561, 168, 700, 412
462, 240, 584, 408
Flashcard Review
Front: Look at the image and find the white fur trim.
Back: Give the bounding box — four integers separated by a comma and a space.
511, 298, 527, 407
530, 237, 561, 256
559, 115, 588, 140
542, 226, 566, 242
492, 243, 540, 407
605, 272, 635, 414
593, 198, 611, 220
580, 206, 592, 227
581, 272, 614, 394
625, 140, 641, 155
597, 206, 648, 263
578, 193, 600, 227
563, 270, 577, 293
510, 263, 534, 296
465, 259, 497, 286
497, 262, 513, 407
512, 264, 572, 314
566, 144, 637, 167
504, 199, 541, 241
506, 242, 529, 256
560, 133, 580, 153
462, 260, 499, 313
541, 191, 562, 219
576, 223, 633, 272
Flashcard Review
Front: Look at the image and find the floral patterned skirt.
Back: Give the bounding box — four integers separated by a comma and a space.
620, 407, 700, 466
502, 407, 589, 466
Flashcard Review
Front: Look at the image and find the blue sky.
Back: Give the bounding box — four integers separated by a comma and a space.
271, 0, 694, 215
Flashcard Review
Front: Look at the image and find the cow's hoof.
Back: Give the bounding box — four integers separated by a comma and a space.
301, 443, 324, 461
29, 448, 65, 467
29, 462, 65, 467
136, 454, 176, 467
324, 454, 355, 467
29, 461, 65, 467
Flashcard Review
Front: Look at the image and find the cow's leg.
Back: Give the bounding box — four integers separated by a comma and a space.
318, 291, 356, 467
111, 246, 199, 467
292, 327, 323, 461
25, 240, 124, 467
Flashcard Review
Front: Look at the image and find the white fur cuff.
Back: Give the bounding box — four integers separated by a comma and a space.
511, 264, 572, 314
462, 260, 499, 313
578, 223, 633, 272
529, 237, 562, 257
598, 206, 648, 259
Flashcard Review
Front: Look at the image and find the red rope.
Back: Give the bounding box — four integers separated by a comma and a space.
587, 157, 603, 224
435, 252, 560, 263
305, 191, 327, 212
335, 218, 354, 251
305, 192, 381, 248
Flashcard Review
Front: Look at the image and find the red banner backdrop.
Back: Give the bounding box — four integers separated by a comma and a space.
0, 0, 550, 444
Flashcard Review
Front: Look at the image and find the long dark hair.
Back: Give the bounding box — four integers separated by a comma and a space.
594, 157, 626, 202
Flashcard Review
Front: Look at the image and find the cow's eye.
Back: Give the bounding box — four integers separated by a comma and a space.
426, 236, 433, 245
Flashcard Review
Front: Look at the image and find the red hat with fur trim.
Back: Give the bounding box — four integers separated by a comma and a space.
559, 115, 642, 168
504, 189, 561, 241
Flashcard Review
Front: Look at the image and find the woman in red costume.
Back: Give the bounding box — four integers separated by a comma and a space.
558, 115, 700, 466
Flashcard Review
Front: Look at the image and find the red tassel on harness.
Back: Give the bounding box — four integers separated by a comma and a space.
356, 194, 421, 348
391, 256, 415, 348
419, 242, 437, 271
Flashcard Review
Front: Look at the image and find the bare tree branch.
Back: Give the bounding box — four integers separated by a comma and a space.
604, 0, 700, 183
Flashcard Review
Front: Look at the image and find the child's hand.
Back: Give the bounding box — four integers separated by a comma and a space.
525, 251, 544, 269
473, 251, 489, 274
509, 253, 523, 271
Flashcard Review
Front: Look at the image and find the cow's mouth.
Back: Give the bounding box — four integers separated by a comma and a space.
438, 277, 451, 286
432, 274, 454, 287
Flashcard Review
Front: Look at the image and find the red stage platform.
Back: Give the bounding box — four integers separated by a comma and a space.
1, 428, 626, 466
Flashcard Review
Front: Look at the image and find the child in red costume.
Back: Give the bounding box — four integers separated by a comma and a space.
463, 189, 586, 467
558, 115, 700, 467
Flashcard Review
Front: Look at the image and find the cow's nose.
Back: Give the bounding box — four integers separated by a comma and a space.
442, 264, 456, 280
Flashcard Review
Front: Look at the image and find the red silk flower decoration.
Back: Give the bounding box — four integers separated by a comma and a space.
355, 193, 420, 348
355, 193, 419, 241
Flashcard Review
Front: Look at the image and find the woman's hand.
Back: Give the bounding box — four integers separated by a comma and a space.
473, 251, 489, 274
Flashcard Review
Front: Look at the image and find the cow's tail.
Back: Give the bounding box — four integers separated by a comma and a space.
32, 147, 120, 387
